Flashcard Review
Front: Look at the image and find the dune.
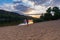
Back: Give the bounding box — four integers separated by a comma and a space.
0, 20, 60, 40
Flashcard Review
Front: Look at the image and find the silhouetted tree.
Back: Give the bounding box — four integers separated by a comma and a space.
46, 7, 51, 13
43, 13, 52, 21
52, 7, 60, 19
52, 7, 60, 13
43, 7, 52, 21
39, 14, 44, 21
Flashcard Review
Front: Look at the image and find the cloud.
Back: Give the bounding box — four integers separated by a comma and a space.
13, 0, 47, 11
0, 0, 60, 15
0, 0, 50, 15
15, 5, 30, 12
0, 3, 17, 11
51, 0, 60, 6
13, 0, 35, 12
0, 0, 53, 12
13, 0, 21, 1
29, 0, 48, 5
13, 0, 35, 8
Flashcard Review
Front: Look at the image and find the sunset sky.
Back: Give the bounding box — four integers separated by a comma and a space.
0, 0, 60, 18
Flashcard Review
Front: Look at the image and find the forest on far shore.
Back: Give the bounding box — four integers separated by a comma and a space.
0, 10, 35, 26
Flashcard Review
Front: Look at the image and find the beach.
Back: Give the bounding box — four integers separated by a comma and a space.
0, 20, 60, 40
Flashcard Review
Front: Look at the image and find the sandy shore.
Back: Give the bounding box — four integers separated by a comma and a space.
0, 20, 60, 40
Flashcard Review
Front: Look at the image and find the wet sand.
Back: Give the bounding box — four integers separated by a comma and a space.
0, 20, 60, 40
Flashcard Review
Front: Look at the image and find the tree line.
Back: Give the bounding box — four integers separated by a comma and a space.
0, 10, 24, 26
33, 7, 60, 23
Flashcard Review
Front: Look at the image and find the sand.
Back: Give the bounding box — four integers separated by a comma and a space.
0, 20, 60, 40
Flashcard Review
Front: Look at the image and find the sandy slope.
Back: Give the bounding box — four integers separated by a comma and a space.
0, 20, 60, 40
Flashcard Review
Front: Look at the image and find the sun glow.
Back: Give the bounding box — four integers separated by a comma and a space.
25, 10, 41, 18
28, 20, 33, 24
29, 15, 40, 18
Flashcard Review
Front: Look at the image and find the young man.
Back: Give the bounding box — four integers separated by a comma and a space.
26, 18, 28, 24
